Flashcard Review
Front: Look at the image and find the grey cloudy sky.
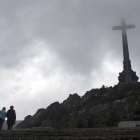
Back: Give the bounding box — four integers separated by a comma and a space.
0, 0, 140, 120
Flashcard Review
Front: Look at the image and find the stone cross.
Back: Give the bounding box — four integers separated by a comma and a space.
112, 18, 139, 83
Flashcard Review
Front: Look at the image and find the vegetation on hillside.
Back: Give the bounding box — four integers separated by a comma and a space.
16, 83, 140, 128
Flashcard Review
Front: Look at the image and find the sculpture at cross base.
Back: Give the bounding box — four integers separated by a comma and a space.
112, 18, 139, 84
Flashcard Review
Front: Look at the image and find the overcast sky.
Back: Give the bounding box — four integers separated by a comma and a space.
0, 0, 140, 120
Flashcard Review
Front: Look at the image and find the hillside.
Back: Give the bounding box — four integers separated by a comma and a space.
2, 120, 22, 130
16, 83, 140, 128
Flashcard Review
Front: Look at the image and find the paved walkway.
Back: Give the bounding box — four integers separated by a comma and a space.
0, 127, 140, 139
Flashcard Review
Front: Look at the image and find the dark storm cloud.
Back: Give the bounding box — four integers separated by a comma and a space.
24, 0, 140, 75
0, 0, 140, 75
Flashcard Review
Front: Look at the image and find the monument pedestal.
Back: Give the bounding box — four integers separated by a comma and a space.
118, 69, 139, 84
118, 60, 139, 84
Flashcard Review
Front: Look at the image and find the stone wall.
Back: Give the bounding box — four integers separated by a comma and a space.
0, 127, 140, 140
118, 121, 140, 127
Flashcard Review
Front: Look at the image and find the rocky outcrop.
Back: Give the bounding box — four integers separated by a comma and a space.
16, 83, 140, 128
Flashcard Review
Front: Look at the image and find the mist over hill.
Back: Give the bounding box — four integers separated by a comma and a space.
16, 83, 140, 128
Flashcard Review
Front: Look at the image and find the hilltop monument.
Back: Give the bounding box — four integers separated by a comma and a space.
113, 18, 139, 84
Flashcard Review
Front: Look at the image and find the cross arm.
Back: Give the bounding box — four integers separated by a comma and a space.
126, 24, 135, 29
112, 26, 122, 30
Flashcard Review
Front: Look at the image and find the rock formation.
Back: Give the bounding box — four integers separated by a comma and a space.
16, 83, 140, 128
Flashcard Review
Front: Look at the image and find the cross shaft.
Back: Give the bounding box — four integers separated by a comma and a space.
112, 18, 138, 83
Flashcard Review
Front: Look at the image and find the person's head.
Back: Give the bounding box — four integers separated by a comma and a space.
2, 107, 6, 110
10, 106, 14, 109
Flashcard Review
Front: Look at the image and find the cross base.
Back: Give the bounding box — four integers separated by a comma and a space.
118, 69, 139, 84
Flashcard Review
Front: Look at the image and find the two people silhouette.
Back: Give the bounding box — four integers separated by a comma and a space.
0, 106, 16, 130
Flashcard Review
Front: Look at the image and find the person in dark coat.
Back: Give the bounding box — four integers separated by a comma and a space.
7, 106, 16, 130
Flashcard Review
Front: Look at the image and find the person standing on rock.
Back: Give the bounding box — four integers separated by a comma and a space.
0, 107, 7, 130
7, 106, 16, 130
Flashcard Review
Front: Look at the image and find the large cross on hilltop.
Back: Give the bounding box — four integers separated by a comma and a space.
112, 18, 139, 84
